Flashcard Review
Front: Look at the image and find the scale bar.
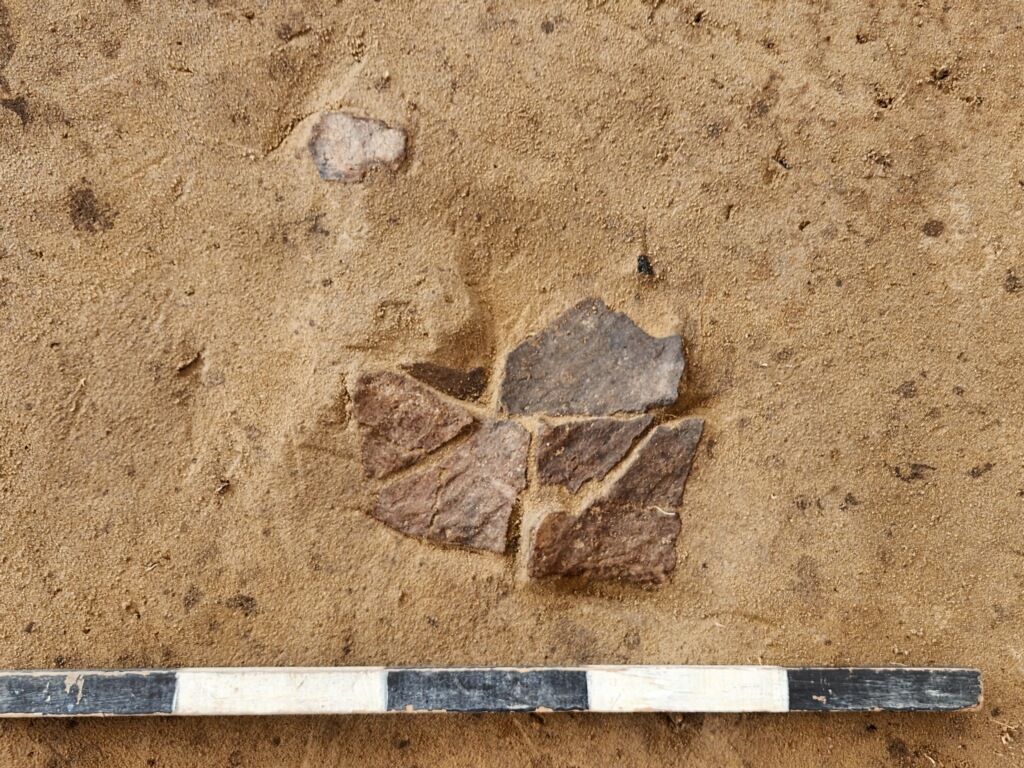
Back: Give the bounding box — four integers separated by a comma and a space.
0, 666, 981, 717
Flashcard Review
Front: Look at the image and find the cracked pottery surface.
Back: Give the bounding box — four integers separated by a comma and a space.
356, 300, 701, 581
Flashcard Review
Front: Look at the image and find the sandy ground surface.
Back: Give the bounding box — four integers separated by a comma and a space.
1, 0, 1022, 765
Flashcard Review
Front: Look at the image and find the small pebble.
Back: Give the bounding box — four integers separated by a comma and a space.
308, 112, 406, 183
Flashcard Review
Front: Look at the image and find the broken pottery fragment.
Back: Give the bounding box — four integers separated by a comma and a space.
352, 371, 473, 479
528, 505, 681, 584
359, 299, 702, 585
603, 418, 704, 509
308, 112, 407, 182
372, 420, 530, 553
499, 298, 685, 416
373, 464, 441, 538
527, 417, 702, 584
536, 415, 652, 493
402, 362, 488, 402
430, 420, 530, 552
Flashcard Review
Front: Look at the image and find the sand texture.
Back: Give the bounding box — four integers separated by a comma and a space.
1, 0, 1022, 765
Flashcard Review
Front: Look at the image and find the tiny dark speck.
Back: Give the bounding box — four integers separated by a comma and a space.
894, 380, 916, 399
922, 219, 945, 237
1, 96, 30, 126
541, 20, 554, 34
887, 738, 910, 760
276, 23, 310, 42
637, 255, 654, 276
225, 594, 258, 617
69, 183, 117, 233
968, 462, 994, 478
1004, 269, 1021, 293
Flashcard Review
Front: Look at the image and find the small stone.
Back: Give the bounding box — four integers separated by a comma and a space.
528, 505, 681, 584
308, 112, 406, 183
373, 420, 530, 553
352, 372, 473, 479
536, 416, 652, 493
603, 418, 704, 509
401, 362, 488, 401
499, 298, 685, 416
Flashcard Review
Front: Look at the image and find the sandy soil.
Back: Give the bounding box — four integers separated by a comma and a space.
1, 0, 1022, 765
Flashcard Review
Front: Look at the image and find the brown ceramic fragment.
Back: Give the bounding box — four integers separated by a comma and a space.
308, 112, 406, 182
528, 504, 681, 584
352, 371, 473, 479
372, 420, 530, 553
429, 420, 530, 552
402, 362, 488, 401
499, 298, 685, 416
536, 415, 652, 493
372, 464, 441, 538
603, 418, 704, 509
527, 416, 702, 584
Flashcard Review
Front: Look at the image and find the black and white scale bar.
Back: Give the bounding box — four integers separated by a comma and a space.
0, 667, 981, 717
